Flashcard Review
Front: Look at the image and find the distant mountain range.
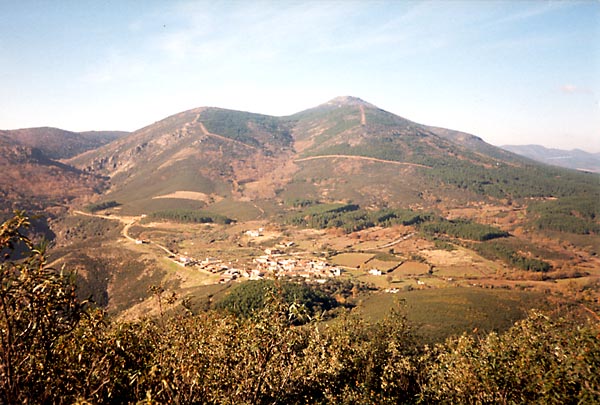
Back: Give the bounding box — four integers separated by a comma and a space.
501, 144, 600, 173
2, 97, 598, 219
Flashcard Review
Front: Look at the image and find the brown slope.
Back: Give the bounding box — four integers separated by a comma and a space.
0, 127, 128, 160
0, 139, 106, 213
68, 107, 296, 211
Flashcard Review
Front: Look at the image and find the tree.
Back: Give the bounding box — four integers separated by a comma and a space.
0, 212, 83, 403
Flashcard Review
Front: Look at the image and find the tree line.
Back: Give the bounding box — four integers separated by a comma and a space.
528, 194, 600, 234
150, 209, 234, 225
85, 200, 120, 213
287, 204, 509, 242
286, 204, 431, 234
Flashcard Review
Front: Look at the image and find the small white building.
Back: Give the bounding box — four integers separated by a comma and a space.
202, 257, 221, 265
178, 256, 194, 266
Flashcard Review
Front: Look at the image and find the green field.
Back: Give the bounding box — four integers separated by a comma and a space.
356, 287, 548, 343
207, 199, 264, 221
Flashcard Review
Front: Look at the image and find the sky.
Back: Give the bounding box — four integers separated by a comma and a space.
1, 0, 599, 152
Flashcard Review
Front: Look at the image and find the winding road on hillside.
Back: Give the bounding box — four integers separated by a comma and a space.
73, 210, 136, 242
73, 210, 174, 255
196, 121, 259, 150
294, 155, 431, 168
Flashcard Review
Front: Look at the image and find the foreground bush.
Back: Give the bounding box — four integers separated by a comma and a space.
420, 311, 600, 404
0, 212, 82, 403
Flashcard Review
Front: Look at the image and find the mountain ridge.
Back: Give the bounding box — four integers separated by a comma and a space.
0, 127, 128, 160
501, 144, 600, 173
2, 96, 597, 219
60, 96, 598, 218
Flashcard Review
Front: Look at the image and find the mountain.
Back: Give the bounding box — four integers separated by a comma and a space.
501, 144, 600, 173
0, 137, 106, 215
0, 127, 128, 214
69, 96, 599, 218
67, 107, 295, 214
426, 126, 521, 162
0, 127, 128, 160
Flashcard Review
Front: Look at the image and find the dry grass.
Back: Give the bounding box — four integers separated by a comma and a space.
153, 190, 218, 203
330, 252, 375, 268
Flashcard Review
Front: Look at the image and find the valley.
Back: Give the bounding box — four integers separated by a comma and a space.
55, 191, 598, 340
3, 96, 599, 340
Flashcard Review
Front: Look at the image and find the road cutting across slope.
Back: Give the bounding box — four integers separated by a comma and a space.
294, 155, 431, 168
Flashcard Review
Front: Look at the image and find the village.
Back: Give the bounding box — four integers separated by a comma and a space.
172, 247, 343, 284
161, 227, 343, 284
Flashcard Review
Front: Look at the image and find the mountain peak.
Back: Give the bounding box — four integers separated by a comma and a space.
325, 96, 377, 109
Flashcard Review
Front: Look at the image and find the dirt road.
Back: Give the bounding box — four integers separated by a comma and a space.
73, 210, 174, 255
196, 121, 258, 150
359, 105, 366, 126
294, 155, 430, 168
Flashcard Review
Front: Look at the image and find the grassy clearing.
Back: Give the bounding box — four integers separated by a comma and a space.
355, 274, 388, 288
207, 199, 263, 221
357, 287, 547, 343
363, 258, 401, 272
116, 198, 208, 216
391, 261, 430, 276
330, 252, 375, 268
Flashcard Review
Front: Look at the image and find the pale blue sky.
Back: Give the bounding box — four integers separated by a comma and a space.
1, 0, 598, 151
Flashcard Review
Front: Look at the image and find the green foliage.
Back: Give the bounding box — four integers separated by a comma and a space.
200, 108, 293, 150
286, 198, 320, 208
528, 195, 600, 234
303, 141, 409, 162
289, 203, 510, 243
432, 238, 457, 251
358, 289, 547, 344
287, 204, 431, 234
420, 311, 600, 404
149, 209, 234, 224
215, 279, 338, 321
419, 218, 509, 241
473, 240, 551, 272
85, 200, 120, 212
0, 212, 83, 404
425, 159, 600, 200
301, 203, 359, 216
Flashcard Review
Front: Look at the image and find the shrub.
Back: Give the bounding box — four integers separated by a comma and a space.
420, 311, 600, 404
0, 212, 83, 403
85, 200, 120, 212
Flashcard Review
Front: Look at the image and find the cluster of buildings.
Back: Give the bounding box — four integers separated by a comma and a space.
251, 253, 342, 282
172, 248, 343, 284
